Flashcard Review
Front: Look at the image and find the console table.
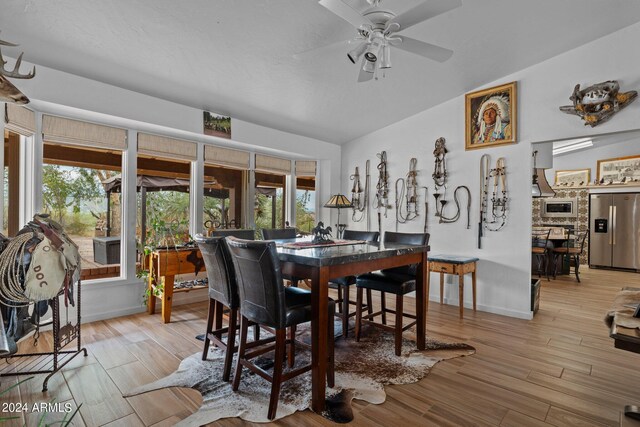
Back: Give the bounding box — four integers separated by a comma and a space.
428, 254, 478, 319
146, 247, 207, 323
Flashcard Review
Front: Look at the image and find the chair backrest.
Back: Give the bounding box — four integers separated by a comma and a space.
577, 229, 589, 252
194, 234, 239, 309
261, 228, 296, 240
225, 237, 287, 329
383, 231, 430, 246
343, 229, 380, 243
531, 228, 551, 249
382, 232, 429, 276
562, 228, 588, 253
211, 229, 255, 240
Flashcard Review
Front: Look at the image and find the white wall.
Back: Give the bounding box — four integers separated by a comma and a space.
10, 61, 342, 323
546, 130, 640, 183
342, 21, 640, 319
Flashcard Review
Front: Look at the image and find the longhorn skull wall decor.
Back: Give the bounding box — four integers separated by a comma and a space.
559, 80, 637, 127
0, 32, 36, 104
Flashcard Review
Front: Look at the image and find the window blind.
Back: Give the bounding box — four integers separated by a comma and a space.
137, 132, 197, 161
295, 160, 317, 177
4, 104, 36, 136
255, 154, 291, 174
204, 145, 250, 169
42, 114, 127, 150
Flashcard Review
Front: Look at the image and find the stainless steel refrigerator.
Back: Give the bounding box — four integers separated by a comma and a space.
590, 193, 640, 270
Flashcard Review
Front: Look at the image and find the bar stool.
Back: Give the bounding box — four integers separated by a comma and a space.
532, 228, 552, 281
225, 237, 335, 420
355, 232, 429, 356
552, 229, 588, 282
329, 229, 379, 339
195, 235, 243, 381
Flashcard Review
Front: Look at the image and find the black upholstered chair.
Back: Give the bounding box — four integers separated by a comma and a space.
211, 229, 255, 240
194, 234, 241, 381
261, 228, 301, 286
552, 228, 588, 282
355, 231, 429, 356
261, 228, 297, 240
226, 237, 335, 420
329, 229, 379, 339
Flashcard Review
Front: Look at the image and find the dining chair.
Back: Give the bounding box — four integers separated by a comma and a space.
532, 228, 552, 281
355, 231, 429, 356
552, 228, 588, 282
211, 229, 255, 240
194, 234, 241, 381
261, 228, 297, 240
225, 236, 335, 420
329, 229, 379, 339
261, 228, 302, 287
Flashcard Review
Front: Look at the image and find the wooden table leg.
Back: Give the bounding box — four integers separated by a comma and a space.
311, 266, 329, 413
458, 273, 464, 319
147, 267, 156, 315
162, 275, 175, 324
472, 265, 477, 312
439, 272, 444, 305
425, 261, 430, 311
416, 251, 427, 350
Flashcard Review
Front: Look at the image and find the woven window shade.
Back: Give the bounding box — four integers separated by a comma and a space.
4, 104, 36, 136
204, 145, 250, 169
255, 154, 291, 174
137, 133, 197, 161
42, 115, 126, 150
295, 160, 316, 177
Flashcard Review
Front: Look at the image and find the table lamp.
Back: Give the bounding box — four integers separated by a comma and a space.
323, 194, 353, 238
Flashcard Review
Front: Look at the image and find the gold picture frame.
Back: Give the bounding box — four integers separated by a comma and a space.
554, 169, 590, 187
597, 154, 640, 183
465, 81, 517, 150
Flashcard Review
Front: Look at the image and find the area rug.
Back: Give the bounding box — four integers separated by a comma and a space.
125, 324, 474, 425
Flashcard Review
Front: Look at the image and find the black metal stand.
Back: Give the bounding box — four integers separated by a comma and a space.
0, 280, 88, 392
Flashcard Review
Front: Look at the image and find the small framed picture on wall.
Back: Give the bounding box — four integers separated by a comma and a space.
554, 169, 590, 187
465, 81, 517, 150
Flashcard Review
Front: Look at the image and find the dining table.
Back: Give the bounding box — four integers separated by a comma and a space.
275, 238, 430, 413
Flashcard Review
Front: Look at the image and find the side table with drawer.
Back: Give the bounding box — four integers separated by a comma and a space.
427, 254, 479, 319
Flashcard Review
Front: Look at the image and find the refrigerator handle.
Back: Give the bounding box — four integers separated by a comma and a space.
612, 205, 617, 245
609, 205, 613, 245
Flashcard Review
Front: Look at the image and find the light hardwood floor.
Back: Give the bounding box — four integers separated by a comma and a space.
4, 267, 640, 426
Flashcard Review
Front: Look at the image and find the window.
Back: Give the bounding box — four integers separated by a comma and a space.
295, 160, 317, 234
203, 164, 247, 231
42, 143, 123, 280
255, 172, 286, 233
296, 176, 316, 233
3, 130, 20, 236
136, 155, 191, 248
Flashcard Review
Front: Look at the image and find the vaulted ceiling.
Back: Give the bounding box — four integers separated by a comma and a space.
3, 0, 640, 144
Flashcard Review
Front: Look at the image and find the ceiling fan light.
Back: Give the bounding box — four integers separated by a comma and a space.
347, 42, 368, 64
379, 44, 391, 69
363, 59, 376, 73
364, 39, 382, 62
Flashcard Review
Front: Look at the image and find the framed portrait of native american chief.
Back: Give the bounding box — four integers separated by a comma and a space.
465, 81, 517, 150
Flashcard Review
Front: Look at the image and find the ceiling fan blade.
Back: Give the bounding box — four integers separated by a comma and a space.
386, 0, 462, 32
319, 0, 373, 30
392, 36, 453, 63
357, 58, 374, 82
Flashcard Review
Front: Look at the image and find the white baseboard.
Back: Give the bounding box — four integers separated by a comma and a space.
438, 296, 533, 320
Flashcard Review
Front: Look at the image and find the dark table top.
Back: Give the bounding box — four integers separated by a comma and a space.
273, 239, 429, 267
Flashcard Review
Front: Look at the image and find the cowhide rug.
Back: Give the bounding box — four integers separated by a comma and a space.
125, 323, 474, 426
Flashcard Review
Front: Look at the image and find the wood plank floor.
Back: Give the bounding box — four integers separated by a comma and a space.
3, 267, 640, 426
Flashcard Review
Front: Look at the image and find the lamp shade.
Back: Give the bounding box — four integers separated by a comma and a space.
532, 168, 556, 198
324, 194, 353, 208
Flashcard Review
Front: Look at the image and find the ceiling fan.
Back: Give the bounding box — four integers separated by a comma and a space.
318, 0, 462, 82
